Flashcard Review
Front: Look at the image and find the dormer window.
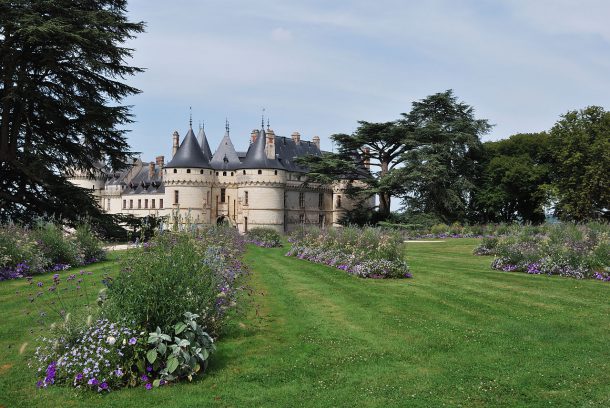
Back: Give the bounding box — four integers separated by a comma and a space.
258, 170, 262, 175
274, 170, 277, 175
173, 169, 177, 174
200, 170, 204, 174
186, 169, 191, 174
223, 171, 227, 176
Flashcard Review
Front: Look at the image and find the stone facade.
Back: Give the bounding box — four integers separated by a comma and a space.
69, 122, 372, 233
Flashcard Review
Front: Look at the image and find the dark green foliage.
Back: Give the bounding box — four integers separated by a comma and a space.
245, 227, 282, 247
548, 106, 610, 221
0, 0, 145, 227
398, 90, 491, 223
471, 133, 551, 223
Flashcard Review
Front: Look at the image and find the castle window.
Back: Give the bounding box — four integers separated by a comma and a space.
299, 214, 304, 224
274, 170, 277, 175
173, 169, 177, 174
319, 214, 325, 227
129, 199, 133, 209
107, 200, 110, 211
231, 172, 234, 176
337, 195, 342, 208
200, 170, 204, 174
258, 170, 262, 175
145, 199, 148, 209
220, 188, 226, 203
123, 199, 126, 209
233, 200, 236, 220
216, 172, 219, 176
318, 193, 323, 209
160, 199, 164, 208
174, 190, 179, 205
187, 169, 191, 174
92, 185, 95, 190
152, 199, 156, 209
223, 171, 227, 176
243, 170, 246, 175
299, 192, 305, 208
138, 199, 141, 209
244, 191, 248, 205
244, 217, 248, 232
207, 191, 210, 204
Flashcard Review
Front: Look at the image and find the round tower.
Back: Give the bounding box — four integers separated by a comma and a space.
66, 163, 107, 205
236, 125, 286, 233
163, 126, 214, 227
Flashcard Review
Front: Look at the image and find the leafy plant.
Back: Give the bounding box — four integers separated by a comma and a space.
146, 312, 215, 385
245, 228, 282, 248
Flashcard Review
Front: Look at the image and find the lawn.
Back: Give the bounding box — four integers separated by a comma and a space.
1, 239, 610, 407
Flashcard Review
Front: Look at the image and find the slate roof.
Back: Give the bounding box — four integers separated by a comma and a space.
165, 127, 212, 169
197, 127, 213, 162
210, 130, 241, 170
274, 135, 322, 173
106, 160, 165, 194
238, 128, 285, 170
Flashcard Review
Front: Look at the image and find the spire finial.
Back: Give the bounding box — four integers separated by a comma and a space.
202, 119, 204, 130
261, 107, 265, 130
267, 118, 270, 130
225, 118, 229, 133
189, 106, 192, 128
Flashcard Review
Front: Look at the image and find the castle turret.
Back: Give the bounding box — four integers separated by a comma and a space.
237, 124, 286, 233
164, 125, 213, 225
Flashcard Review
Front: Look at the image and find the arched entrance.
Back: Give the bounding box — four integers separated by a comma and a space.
216, 216, 229, 226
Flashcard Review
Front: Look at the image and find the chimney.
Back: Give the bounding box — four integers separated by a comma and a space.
172, 131, 179, 156
312, 136, 320, 149
291, 131, 300, 144
250, 129, 258, 144
266, 128, 275, 159
148, 162, 155, 179
156, 155, 164, 167
363, 147, 371, 169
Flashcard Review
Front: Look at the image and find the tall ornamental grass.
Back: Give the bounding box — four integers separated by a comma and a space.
286, 226, 411, 279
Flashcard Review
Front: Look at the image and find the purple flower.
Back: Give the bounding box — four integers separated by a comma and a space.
36, 380, 44, 388
99, 382, 109, 391
145, 382, 153, 390
140, 374, 149, 382
114, 368, 123, 377
37, 282, 43, 287
146, 365, 153, 372
75, 373, 84, 381
88, 378, 99, 386
128, 337, 137, 345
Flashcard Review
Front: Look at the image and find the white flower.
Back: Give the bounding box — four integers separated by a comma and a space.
106, 336, 116, 345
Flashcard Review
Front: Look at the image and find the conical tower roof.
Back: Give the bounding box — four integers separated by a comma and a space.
165, 127, 212, 169
211, 129, 241, 170
238, 127, 284, 170
197, 126, 213, 162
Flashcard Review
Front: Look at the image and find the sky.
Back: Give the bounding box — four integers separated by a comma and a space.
122, 0, 610, 160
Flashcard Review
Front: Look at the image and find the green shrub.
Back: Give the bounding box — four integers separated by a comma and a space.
32, 222, 80, 266
74, 223, 107, 263
245, 227, 282, 247
0, 224, 48, 278
104, 228, 247, 336
430, 223, 449, 235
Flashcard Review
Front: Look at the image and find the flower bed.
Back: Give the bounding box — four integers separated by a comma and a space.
473, 223, 609, 280
286, 226, 411, 279
28, 225, 248, 392
0, 221, 106, 281
245, 227, 282, 248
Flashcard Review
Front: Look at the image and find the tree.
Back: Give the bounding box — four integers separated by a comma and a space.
299, 120, 409, 220
398, 90, 491, 223
0, 0, 144, 226
470, 133, 551, 224
548, 106, 610, 221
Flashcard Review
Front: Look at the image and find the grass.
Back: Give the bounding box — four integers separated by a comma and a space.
1, 239, 610, 407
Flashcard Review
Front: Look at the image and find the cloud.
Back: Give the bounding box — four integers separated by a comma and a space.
270, 27, 293, 42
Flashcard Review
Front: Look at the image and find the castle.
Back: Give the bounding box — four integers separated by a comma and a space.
68, 120, 371, 233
